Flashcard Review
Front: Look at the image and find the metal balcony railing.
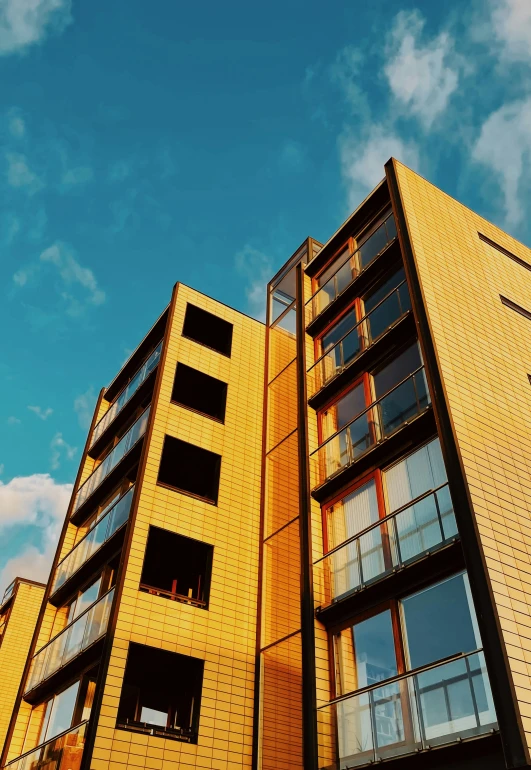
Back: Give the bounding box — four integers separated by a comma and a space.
307, 214, 397, 322
311, 367, 430, 487
90, 342, 161, 449
25, 588, 114, 695
73, 407, 150, 513
308, 280, 410, 396
4, 720, 88, 770
315, 484, 457, 607
317, 650, 497, 769
53, 487, 134, 593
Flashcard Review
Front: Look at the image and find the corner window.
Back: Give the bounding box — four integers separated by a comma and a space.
157, 435, 221, 504
117, 643, 204, 742
182, 304, 233, 357
140, 526, 213, 608
171, 363, 227, 422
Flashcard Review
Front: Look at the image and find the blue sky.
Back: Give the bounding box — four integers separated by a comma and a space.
1, 0, 530, 592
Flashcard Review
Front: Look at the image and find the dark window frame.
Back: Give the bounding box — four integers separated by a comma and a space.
181, 303, 233, 358
171, 363, 228, 424
157, 435, 222, 505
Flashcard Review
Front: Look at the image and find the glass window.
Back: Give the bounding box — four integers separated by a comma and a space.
373, 343, 423, 399
321, 310, 357, 354
384, 439, 447, 512
363, 267, 406, 315
327, 479, 379, 549
321, 382, 365, 441
401, 572, 482, 670
352, 610, 397, 688
42, 680, 80, 742
69, 576, 102, 622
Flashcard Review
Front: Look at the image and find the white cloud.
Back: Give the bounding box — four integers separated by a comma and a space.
0, 0, 72, 57
279, 140, 306, 172
61, 165, 93, 188
50, 432, 77, 470
74, 387, 96, 430
108, 160, 132, 183
27, 405, 53, 420
472, 97, 531, 225
0, 464, 4, 475
7, 108, 25, 138
234, 245, 272, 321
330, 46, 370, 119
490, 0, 531, 62
339, 127, 420, 208
385, 10, 460, 128
0, 473, 72, 595
7, 416, 20, 425
6, 151, 44, 193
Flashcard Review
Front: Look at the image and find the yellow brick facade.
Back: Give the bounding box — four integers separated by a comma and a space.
0, 581, 44, 755
88, 284, 265, 770
393, 159, 531, 754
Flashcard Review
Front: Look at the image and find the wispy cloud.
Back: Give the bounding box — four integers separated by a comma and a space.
279, 140, 307, 173
6, 152, 44, 193
14, 241, 106, 316
384, 10, 461, 128
61, 165, 93, 188
489, 0, 531, 62
234, 244, 272, 321
0, 0, 72, 57
74, 387, 96, 430
0, 473, 72, 594
7, 108, 25, 138
472, 97, 531, 225
28, 405, 53, 420
7, 416, 21, 425
50, 432, 77, 470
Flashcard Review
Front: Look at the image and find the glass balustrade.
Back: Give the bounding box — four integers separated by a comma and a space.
317, 651, 496, 769
315, 485, 457, 606
311, 368, 430, 487
74, 407, 150, 513
25, 589, 114, 694
4, 721, 88, 770
53, 488, 134, 593
308, 281, 410, 396
90, 342, 161, 448
1, 580, 16, 605
308, 214, 397, 321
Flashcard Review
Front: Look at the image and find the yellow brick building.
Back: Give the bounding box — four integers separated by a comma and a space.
3, 161, 531, 770
0, 579, 45, 755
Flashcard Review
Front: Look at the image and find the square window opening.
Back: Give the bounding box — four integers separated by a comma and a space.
117, 643, 204, 743
157, 435, 221, 504
182, 304, 233, 357
140, 525, 213, 608
171, 363, 227, 423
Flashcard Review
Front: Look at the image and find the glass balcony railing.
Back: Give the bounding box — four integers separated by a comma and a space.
90, 342, 162, 449
315, 485, 457, 606
53, 488, 134, 593
1, 580, 16, 606
311, 367, 430, 487
73, 407, 150, 513
308, 281, 411, 396
5, 721, 88, 770
317, 650, 496, 769
307, 214, 397, 322
25, 589, 114, 695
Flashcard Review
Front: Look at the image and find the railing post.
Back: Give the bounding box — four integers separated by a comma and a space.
433, 491, 446, 544
465, 654, 482, 729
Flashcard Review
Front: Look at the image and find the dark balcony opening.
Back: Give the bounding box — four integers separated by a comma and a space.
157, 435, 221, 504
140, 526, 213, 608
117, 643, 204, 743
182, 303, 233, 357
171, 363, 227, 423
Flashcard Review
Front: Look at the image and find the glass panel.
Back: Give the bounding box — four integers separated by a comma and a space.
384, 438, 447, 512
45, 681, 80, 741
322, 310, 358, 353
358, 224, 389, 270
62, 619, 87, 664
363, 269, 406, 315
352, 611, 398, 688
312, 411, 373, 485
321, 383, 365, 442
91, 342, 161, 446
5, 720, 87, 770
75, 407, 149, 511
82, 589, 113, 648
394, 494, 442, 563
377, 370, 428, 437
401, 573, 481, 670
72, 577, 101, 620
327, 480, 379, 550
373, 344, 423, 399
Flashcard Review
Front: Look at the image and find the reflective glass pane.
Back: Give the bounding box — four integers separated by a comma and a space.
366, 292, 402, 342
394, 494, 441, 562
379, 377, 418, 436
373, 344, 422, 399
353, 610, 397, 688
359, 224, 388, 269
348, 411, 371, 458
45, 681, 79, 741
322, 310, 357, 353
359, 525, 386, 583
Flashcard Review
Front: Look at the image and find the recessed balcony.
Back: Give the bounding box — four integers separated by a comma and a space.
308, 279, 411, 399
50, 487, 133, 605
317, 650, 497, 769
72, 407, 149, 519
4, 720, 88, 770
89, 342, 161, 455
311, 367, 430, 490
307, 213, 397, 325
315, 484, 458, 610
24, 589, 114, 700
